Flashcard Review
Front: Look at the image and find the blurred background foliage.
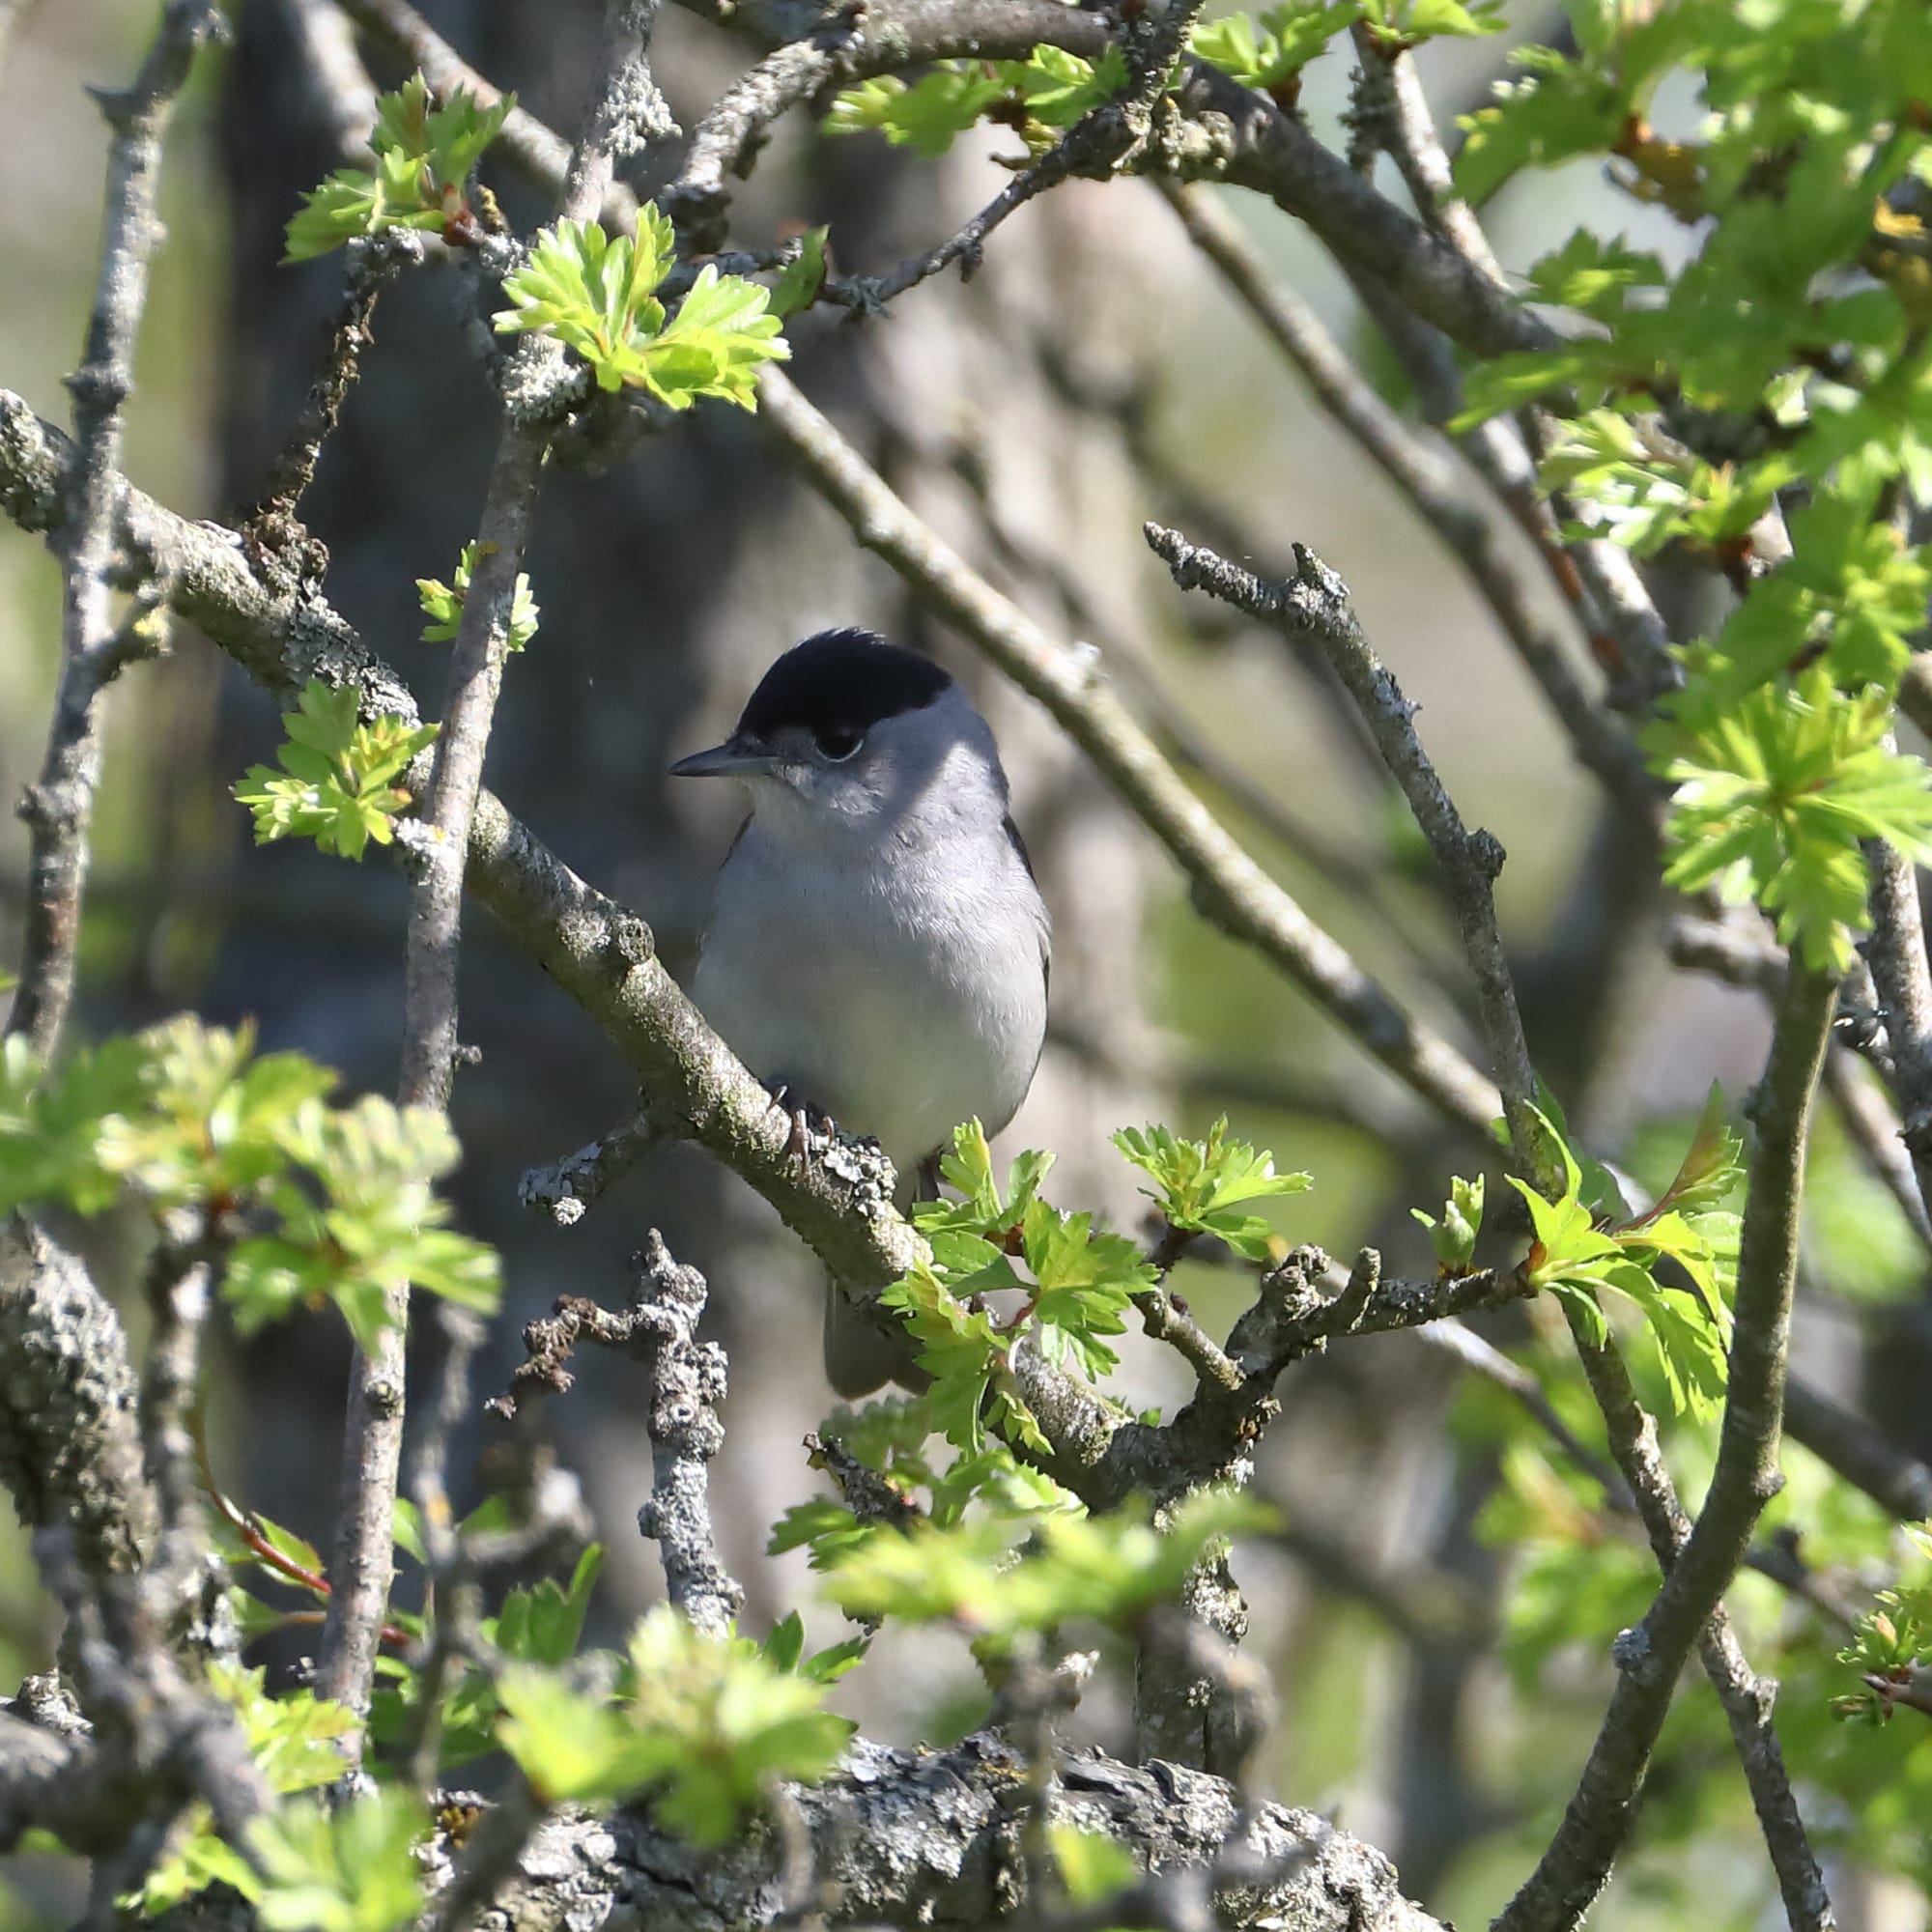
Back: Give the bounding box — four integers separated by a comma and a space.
2, 1, 1930, 1928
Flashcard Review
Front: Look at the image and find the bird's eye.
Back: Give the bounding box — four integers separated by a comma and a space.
816, 725, 862, 761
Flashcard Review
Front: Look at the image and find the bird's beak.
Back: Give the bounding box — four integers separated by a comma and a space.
669, 735, 779, 779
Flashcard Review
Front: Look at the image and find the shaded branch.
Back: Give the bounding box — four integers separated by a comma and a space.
1495, 960, 1837, 1932
1555, 1309, 1833, 1932
7, 0, 222, 1060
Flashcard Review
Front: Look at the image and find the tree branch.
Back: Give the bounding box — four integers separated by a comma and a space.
663, 0, 1111, 251
1143, 521, 1546, 1179
6, 0, 222, 1061
401, 1732, 1448, 1932
1861, 835, 1932, 1218
1556, 1310, 1833, 1932
489, 1235, 744, 1634
315, 0, 669, 1722
1494, 959, 1837, 1932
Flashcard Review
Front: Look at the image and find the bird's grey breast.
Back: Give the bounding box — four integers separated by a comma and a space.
693, 815, 1046, 1172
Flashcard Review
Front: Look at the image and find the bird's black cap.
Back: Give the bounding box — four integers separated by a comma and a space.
737, 629, 952, 746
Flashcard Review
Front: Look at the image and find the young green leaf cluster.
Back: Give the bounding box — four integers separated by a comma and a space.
494, 1605, 852, 1835
1354, 0, 1502, 49
172, 1515, 856, 1889
768, 1393, 1079, 1572
1114, 1116, 1310, 1261
1648, 673, 1932, 972
1835, 1524, 1932, 1724
825, 45, 1130, 159
1509, 1087, 1744, 1417
876, 1119, 1312, 1454
368, 1543, 606, 1768
823, 4, 1497, 155
418, 540, 541, 653
285, 71, 510, 262
493, 207, 788, 410
884, 1123, 1153, 1451
1412, 1173, 1485, 1275
0, 1015, 498, 1350
1448, 0, 1932, 972
140, 1664, 365, 1916
1189, 5, 1355, 94
234, 681, 438, 862
821, 1488, 1271, 1651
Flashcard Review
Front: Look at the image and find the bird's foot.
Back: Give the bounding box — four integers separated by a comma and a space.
763, 1079, 841, 1167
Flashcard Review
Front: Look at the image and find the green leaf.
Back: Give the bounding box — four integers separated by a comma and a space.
1506, 1099, 1739, 1417
0, 1018, 348, 1220
234, 681, 438, 862
1112, 1117, 1310, 1261
769, 226, 829, 318
1651, 671, 1932, 972
1412, 1173, 1485, 1275
767, 1496, 870, 1568
284, 71, 511, 261
418, 540, 540, 652
489, 1546, 604, 1664
1022, 1199, 1151, 1380
495, 212, 789, 407
1051, 1825, 1140, 1904
140, 1665, 363, 1914
1009, 43, 1129, 127
222, 1093, 501, 1346
1451, 46, 1624, 204
882, 1265, 1007, 1453
247, 1789, 426, 1932
498, 1607, 852, 1835
1360, 0, 1505, 42
1189, 3, 1352, 89
825, 1490, 1272, 1650
822, 65, 1007, 158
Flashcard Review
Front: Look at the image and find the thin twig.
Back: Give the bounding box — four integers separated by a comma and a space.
1555, 1308, 1834, 1932
1861, 835, 1932, 1218
1494, 961, 1838, 1932
316, 0, 669, 1722
1822, 1046, 1932, 1257
1143, 521, 1546, 1179
7, 0, 222, 1061
518, 1103, 667, 1226
1159, 182, 1655, 831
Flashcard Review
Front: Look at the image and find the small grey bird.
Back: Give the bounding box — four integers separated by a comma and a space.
672, 629, 1051, 1396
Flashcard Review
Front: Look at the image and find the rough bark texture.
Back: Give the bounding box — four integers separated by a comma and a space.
157, 1740, 1444, 1932
0, 1216, 157, 1579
